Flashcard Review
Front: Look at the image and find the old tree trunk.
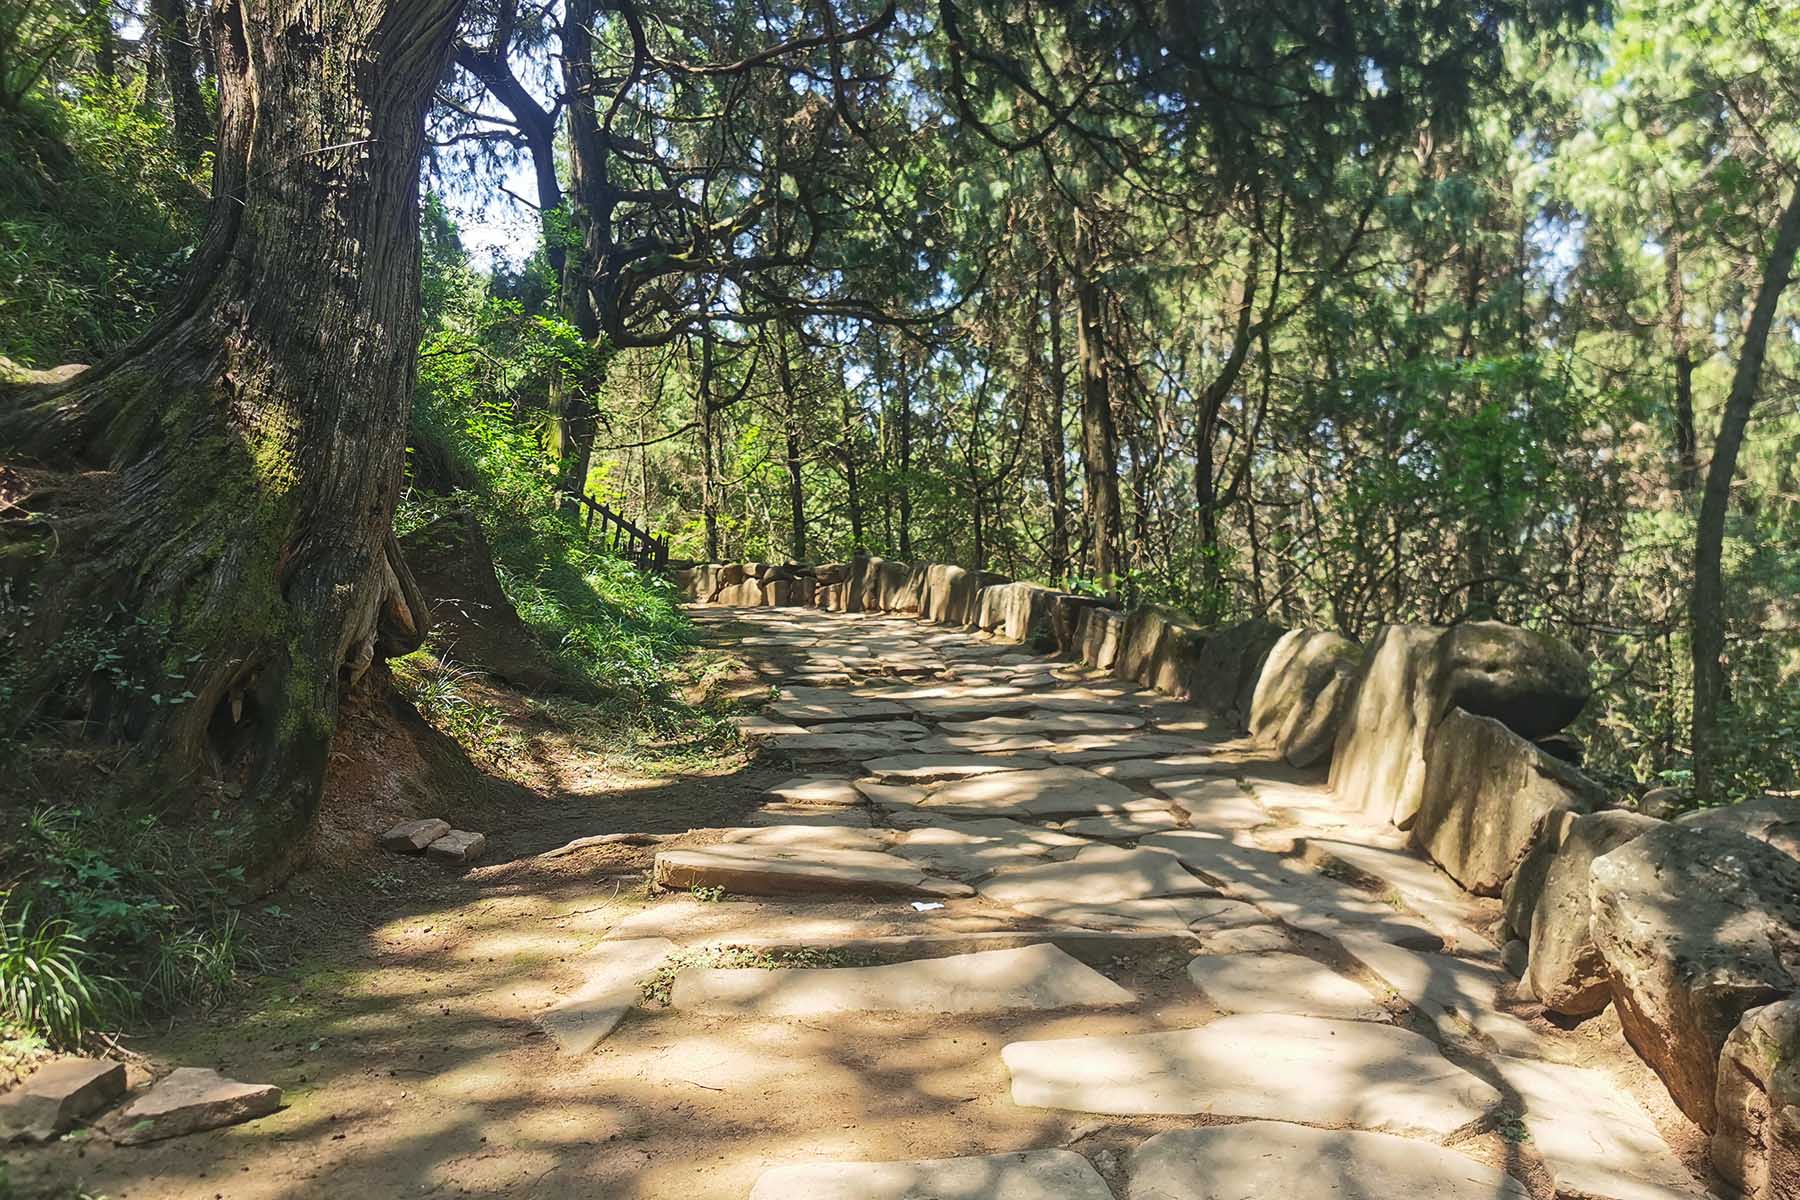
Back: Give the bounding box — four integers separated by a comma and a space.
0, 0, 464, 871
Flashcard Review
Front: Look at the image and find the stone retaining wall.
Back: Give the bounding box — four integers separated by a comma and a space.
674, 554, 1800, 1174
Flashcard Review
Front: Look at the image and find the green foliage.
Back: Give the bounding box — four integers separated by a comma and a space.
0, 84, 203, 365
0, 802, 258, 1046
403, 200, 696, 716
0, 897, 121, 1047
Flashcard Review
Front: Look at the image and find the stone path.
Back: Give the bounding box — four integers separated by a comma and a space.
622, 608, 1706, 1197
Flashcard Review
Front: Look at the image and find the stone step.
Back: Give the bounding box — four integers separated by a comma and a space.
668, 943, 1135, 1016
1002, 1012, 1501, 1136
535, 937, 675, 1055
977, 844, 1215, 906
914, 766, 1158, 820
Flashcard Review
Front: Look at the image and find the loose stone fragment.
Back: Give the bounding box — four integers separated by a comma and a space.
108, 1068, 280, 1145
1127, 1121, 1530, 1200
750, 1149, 1112, 1200
378, 818, 450, 853
425, 829, 486, 864
1003, 1012, 1499, 1136
0, 1058, 127, 1142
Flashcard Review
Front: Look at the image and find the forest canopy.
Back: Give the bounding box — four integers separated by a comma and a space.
1, 0, 1797, 857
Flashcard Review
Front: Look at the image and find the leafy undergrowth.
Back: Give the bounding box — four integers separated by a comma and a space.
0, 85, 204, 367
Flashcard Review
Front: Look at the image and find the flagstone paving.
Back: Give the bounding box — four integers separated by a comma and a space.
618, 606, 1707, 1197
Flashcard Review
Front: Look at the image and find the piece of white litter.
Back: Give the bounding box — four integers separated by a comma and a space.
911, 901, 946, 912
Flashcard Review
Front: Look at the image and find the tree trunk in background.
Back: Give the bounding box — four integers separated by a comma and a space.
897, 350, 914, 558
91, 1, 117, 81
153, 0, 211, 164
840, 354, 863, 549
1692, 183, 1800, 804
775, 320, 807, 561
0, 0, 461, 872
1073, 211, 1123, 591
551, 0, 604, 509
1041, 271, 1070, 580
1664, 232, 1698, 496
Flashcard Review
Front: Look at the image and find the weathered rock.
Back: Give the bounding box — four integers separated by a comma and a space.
979, 582, 1062, 646
1713, 998, 1800, 1200
108, 1068, 280, 1145
670, 943, 1134, 1015
1639, 786, 1685, 819
1003, 1013, 1500, 1135
1331, 622, 1592, 828
536, 938, 675, 1055
1007, 895, 1264, 934
1591, 823, 1800, 1130
763, 730, 909, 763
1127, 1122, 1531, 1200
767, 696, 914, 723
1501, 808, 1576, 940
1179, 617, 1287, 727
1328, 624, 1446, 826
652, 845, 973, 899
1412, 708, 1604, 895
1113, 605, 1199, 691
1527, 809, 1662, 1016
424, 829, 486, 865
1186, 951, 1386, 1020
1048, 593, 1110, 655
1249, 629, 1363, 768
1073, 606, 1124, 672
1435, 620, 1591, 739
378, 817, 450, 853
1682, 794, 1800, 863
0, 1058, 127, 1142
750, 1149, 1113, 1200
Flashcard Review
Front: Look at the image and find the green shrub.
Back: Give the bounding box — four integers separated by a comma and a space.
0, 897, 124, 1048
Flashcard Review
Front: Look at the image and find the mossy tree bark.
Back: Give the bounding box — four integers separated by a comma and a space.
0, 0, 463, 872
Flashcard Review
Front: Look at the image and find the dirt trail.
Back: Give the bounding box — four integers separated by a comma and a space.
10, 607, 1708, 1200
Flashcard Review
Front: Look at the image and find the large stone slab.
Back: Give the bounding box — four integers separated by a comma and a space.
1682, 793, 1800, 863
764, 731, 911, 763
108, 1068, 281, 1144
720, 825, 888, 851
938, 711, 1145, 736
750, 1149, 1112, 1200
979, 845, 1212, 906
670, 943, 1134, 1016
1049, 734, 1205, 765
1058, 810, 1183, 840
916, 766, 1155, 819
1412, 708, 1604, 896
537, 937, 675, 1055
1152, 777, 1268, 831
1301, 835, 1495, 953
1187, 952, 1387, 1020
1008, 896, 1266, 934
1142, 831, 1444, 946
653, 845, 973, 899
768, 697, 915, 724
0, 1058, 126, 1142
765, 776, 864, 807
1591, 823, 1800, 1130
1126, 1122, 1530, 1200
864, 754, 1053, 782
1494, 1055, 1701, 1200
1527, 809, 1662, 1016
1336, 935, 1539, 1057
1713, 998, 1800, 1200
890, 823, 1082, 878
1003, 1012, 1499, 1136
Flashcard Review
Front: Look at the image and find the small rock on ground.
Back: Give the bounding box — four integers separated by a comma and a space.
425, 829, 486, 864
378, 817, 450, 853
107, 1068, 280, 1145
0, 1058, 126, 1142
